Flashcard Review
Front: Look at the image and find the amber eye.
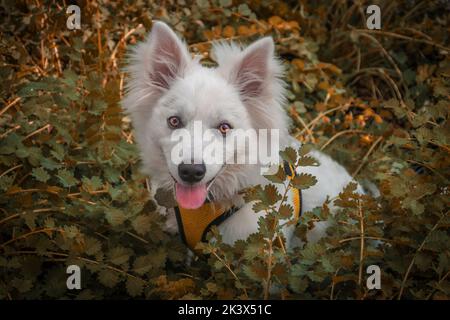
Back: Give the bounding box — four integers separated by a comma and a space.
218, 122, 232, 135
167, 116, 182, 129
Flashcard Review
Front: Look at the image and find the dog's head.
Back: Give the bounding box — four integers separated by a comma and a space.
123, 22, 289, 209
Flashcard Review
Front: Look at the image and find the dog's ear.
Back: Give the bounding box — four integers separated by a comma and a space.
213, 38, 288, 133
214, 37, 278, 102
122, 22, 191, 151
232, 37, 274, 100
145, 21, 190, 91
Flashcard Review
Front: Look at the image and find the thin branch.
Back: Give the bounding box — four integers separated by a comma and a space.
0, 97, 21, 117
320, 130, 365, 150
354, 29, 450, 52
357, 199, 365, 287
352, 136, 383, 177
398, 215, 446, 299
0, 164, 23, 179
211, 249, 248, 299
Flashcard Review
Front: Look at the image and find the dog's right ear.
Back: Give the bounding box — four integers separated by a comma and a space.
122, 22, 191, 148
144, 21, 191, 91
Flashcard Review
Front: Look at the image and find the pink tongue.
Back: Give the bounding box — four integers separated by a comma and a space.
175, 183, 208, 209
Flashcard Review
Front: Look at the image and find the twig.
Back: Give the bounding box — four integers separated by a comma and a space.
23, 124, 51, 140
320, 129, 365, 150
263, 239, 273, 300
211, 249, 248, 298
357, 199, 364, 287
290, 106, 315, 142
330, 268, 341, 300
296, 103, 351, 137
0, 227, 64, 250
426, 270, 450, 300
354, 29, 450, 52
51, 40, 63, 75
109, 24, 143, 69
0, 164, 23, 179
0, 125, 21, 139
0, 97, 21, 117
398, 215, 446, 299
352, 136, 383, 177
339, 236, 395, 244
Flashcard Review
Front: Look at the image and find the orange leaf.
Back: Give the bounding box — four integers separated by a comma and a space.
268, 16, 284, 27
292, 59, 305, 70
237, 25, 250, 36
222, 25, 235, 38
374, 114, 383, 124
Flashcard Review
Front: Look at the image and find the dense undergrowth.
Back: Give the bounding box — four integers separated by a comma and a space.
0, 0, 448, 299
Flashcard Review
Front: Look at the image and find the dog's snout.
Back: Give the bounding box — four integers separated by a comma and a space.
178, 163, 206, 183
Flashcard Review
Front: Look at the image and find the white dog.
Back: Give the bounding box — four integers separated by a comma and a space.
122, 22, 364, 251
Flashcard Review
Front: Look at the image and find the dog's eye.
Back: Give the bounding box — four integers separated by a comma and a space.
167, 116, 182, 129
218, 122, 232, 135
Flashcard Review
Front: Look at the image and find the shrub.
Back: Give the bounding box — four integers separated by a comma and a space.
0, 0, 448, 299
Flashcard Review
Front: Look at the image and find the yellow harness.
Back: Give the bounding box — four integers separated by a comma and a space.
174, 162, 302, 252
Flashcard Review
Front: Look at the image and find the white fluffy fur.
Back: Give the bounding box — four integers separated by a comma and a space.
122, 22, 364, 249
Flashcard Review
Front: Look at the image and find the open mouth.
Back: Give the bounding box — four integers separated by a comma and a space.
170, 175, 214, 210
175, 183, 208, 209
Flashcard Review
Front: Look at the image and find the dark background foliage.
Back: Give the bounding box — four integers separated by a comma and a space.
0, 0, 448, 299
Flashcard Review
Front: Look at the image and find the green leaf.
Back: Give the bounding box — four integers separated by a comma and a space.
108, 247, 132, 266
291, 173, 317, 190
279, 204, 294, 219
41, 157, 62, 170
84, 237, 102, 256
32, 167, 50, 183
263, 184, 282, 206
238, 4, 251, 16
131, 214, 152, 236
126, 277, 144, 297
264, 165, 286, 184
81, 176, 103, 191
105, 208, 126, 227
280, 147, 297, 165
133, 255, 154, 275
98, 269, 120, 288
297, 156, 319, 167
57, 169, 78, 187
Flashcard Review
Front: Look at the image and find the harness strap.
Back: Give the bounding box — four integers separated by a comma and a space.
174, 203, 238, 251
174, 161, 302, 251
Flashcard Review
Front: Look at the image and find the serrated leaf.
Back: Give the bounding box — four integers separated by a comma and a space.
98, 269, 120, 288
264, 165, 286, 184
291, 173, 317, 190
108, 247, 132, 266
133, 255, 153, 275
263, 184, 282, 205
297, 156, 319, 167
280, 147, 297, 165
105, 208, 126, 226
131, 214, 152, 236
279, 204, 294, 219
31, 167, 50, 183
84, 237, 102, 256
126, 277, 145, 297
57, 169, 78, 187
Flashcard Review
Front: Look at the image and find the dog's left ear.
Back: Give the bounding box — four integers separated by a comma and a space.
215, 37, 279, 102
213, 37, 287, 132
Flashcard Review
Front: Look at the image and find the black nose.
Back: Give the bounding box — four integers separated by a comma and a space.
178, 163, 206, 183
